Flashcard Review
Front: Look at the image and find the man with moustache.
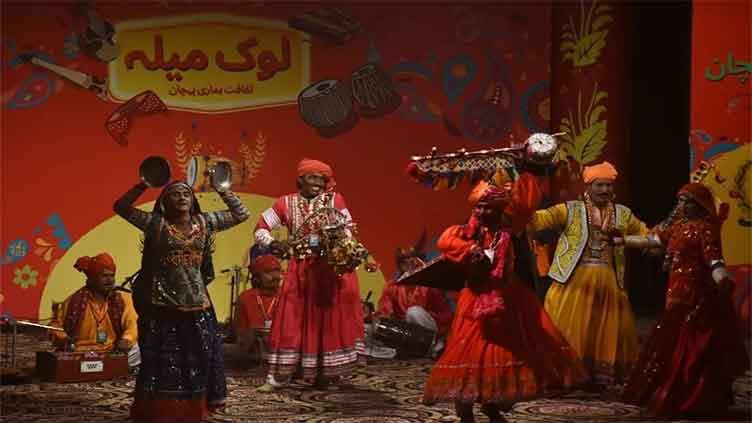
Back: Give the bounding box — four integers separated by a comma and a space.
50, 253, 140, 368
254, 158, 364, 388
529, 161, 649, 388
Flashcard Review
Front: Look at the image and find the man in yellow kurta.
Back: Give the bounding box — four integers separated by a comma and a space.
530, 162, 648, 386
50, 253, 140, 368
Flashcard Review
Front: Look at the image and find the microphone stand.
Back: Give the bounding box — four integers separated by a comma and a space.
221, 265, 242, 342
116, 269, 141, 293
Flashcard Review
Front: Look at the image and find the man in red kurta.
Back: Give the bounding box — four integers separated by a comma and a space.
376, 248, 453, 356
233, 254, 282, 360
253, 158, 364, 388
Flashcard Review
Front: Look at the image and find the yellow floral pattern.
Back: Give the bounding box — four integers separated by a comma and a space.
558, 82, 608, 169
561, 0, 614, 68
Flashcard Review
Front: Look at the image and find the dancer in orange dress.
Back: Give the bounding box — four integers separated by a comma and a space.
423, 178, 586, 423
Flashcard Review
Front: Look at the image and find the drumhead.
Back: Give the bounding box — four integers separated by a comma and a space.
139, 156, 170, 188
186, 156, 199, 187
299, 79, 339, 98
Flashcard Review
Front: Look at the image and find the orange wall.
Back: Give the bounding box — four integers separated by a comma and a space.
0, 1, 552, 321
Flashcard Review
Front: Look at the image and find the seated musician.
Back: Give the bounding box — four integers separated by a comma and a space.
375, 247, 454, 357
233, 254, 282, 359
49, 253, 140, 368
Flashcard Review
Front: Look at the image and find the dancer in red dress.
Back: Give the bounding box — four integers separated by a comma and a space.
253, 159, 364, 387
620, 183, 748, 418
423, 178, 587, 423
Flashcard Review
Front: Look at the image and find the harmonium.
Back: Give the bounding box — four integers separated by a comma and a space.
35, 350, 129, 383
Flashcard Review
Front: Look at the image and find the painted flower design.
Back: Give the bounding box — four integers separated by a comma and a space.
13, 265, 39, 289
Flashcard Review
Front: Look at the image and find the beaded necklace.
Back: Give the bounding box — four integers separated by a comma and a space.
584, 193, 615, 258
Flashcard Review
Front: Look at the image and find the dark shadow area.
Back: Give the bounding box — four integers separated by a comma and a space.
625, 1, 692, 317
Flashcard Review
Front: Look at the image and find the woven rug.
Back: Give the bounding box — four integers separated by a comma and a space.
1, 333, 750, 422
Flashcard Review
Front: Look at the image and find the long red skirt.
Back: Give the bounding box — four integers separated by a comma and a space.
622, 291, 749, 418
267, 257, 365, 380
423, 279, 587, 405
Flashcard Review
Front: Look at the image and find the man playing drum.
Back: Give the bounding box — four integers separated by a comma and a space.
375, 247, 453, 357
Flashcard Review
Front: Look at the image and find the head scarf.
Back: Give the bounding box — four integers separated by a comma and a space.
297, 158, 336, 189
249, 254, 281, 275
468, 181, 512, 206
154, 181, 202, 215
74, 253, 116, 280
678, 183, 720, 222
583, 161, 618, 184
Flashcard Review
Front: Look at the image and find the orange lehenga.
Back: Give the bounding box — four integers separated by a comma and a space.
423, 224, 587, 406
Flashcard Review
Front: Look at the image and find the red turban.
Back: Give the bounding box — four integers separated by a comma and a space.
249, 254, 281, 274
297, 158, 335, 189
74, 253, 116, 280
583, 161, 618, 184
297, 158, 333, 178
678, 183, 719, 221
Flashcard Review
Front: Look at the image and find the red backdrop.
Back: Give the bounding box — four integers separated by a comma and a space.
1, 1, 553, 320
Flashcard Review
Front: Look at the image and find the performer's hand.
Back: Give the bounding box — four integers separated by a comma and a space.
269, 240, 289, 258
606, 228, 624, 245
115, 339, 131, 352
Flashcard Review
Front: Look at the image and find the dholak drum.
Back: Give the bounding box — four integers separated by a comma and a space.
186, 155, 246, 192
372, 317, 435, 357
350, 63, 401, 118
298, 79, 358, 138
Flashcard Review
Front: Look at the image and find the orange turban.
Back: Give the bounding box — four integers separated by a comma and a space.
468, 181, 512, 206
583, 161, 618, 184
249, 254, 281, 275
74, 253, 116, 280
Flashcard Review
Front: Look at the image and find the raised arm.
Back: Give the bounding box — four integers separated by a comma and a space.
530, 203, 568, 232
204, 189, 251, 233
113, 182, 154, 231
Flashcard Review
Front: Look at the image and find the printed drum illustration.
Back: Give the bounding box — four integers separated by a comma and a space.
350, 63, 401, 118
298, 79, 358, 138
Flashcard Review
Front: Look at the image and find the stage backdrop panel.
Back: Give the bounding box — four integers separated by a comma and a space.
689, 0, 752, 333
0, 1, 552, 323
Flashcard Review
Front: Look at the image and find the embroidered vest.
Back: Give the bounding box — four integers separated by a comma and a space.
548, 201, 633, 288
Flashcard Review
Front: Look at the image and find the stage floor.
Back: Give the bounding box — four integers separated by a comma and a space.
1, 333, 750, 422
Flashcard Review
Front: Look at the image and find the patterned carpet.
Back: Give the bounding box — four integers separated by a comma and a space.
1, 332, 750, 423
